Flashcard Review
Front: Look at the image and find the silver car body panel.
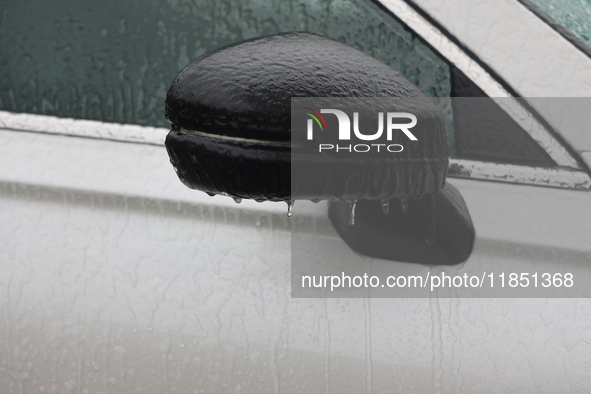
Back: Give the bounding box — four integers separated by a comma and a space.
2, 0, 591, 392
1, 127, 591, 392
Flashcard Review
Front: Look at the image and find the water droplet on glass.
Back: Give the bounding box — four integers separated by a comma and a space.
381, 199, 389, 215
233, 197, 242, 204
401, 198, 408, 213
206, 192, 216, 197
348, 200, 357, 226
286, 201, 293, 217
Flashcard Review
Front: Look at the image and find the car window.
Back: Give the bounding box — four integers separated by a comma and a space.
0, 0, 558, 167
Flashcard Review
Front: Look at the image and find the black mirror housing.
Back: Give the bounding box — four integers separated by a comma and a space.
328, 183, 474, 265
164, 32, 475, 265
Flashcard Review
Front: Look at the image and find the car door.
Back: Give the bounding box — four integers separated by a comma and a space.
1, 0, 591, 392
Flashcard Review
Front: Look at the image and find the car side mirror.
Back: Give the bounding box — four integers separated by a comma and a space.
164, 32, 474, 265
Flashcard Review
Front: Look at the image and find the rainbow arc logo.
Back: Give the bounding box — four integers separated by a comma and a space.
302, 107, 329, 133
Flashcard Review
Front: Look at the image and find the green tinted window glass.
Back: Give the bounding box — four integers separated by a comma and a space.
528, 0, 591, 46
0, 0, 452, 151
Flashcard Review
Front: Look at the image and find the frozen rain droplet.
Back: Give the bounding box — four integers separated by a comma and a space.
348, 200, 357, 226
401, 199, 408, 213
233, 197, 242, 204
311, 199, 321, 204
206, 192, 216, 197
381, 199, 389, 215
286, 201, 293, 217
